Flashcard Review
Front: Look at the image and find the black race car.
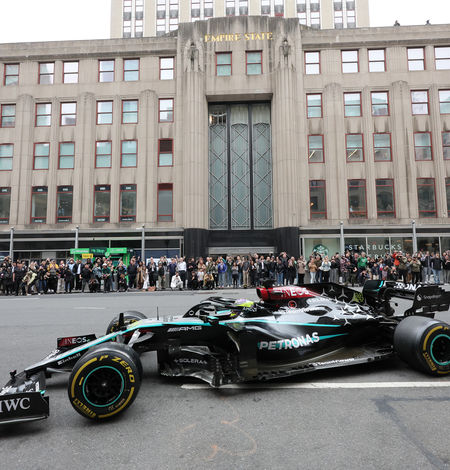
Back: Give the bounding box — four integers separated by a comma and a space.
0, 280, 449, 425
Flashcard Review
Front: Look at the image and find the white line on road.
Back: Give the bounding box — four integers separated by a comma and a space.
73, 306, 106, 310
182, 381, 450, 390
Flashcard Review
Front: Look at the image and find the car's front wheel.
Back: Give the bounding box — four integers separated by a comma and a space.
68, 342, 142, 420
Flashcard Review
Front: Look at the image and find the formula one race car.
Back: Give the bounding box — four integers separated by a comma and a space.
1, 280, 449, 425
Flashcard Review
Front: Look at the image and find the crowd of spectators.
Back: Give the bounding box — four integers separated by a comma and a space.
0, 250, 450, 296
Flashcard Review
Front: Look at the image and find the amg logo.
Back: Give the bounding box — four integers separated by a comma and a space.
167, 326, 202, 332
174, 358, 208, 365
0, 397, 31, 413
57, 352, 81, 366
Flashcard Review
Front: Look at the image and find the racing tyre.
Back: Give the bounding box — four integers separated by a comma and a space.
106, 310, 147, 335
394, 316, 450, 376
68, 342, 142, 420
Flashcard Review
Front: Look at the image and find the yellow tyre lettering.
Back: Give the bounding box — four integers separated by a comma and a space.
70, 357, 98, 399
422, 326, 443, 352
98, 387, 135, 419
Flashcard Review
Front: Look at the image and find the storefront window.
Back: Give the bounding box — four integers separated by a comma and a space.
366, 237, 390, 257
417, 237, 440, 254
304, 238, 339, 257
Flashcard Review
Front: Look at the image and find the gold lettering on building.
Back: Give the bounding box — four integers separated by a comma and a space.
204, 32, 273, 42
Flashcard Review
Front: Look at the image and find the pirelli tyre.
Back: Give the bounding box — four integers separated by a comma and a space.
394, 316, 450, 376
106, 310, 147, 335
68, 342, 142, 420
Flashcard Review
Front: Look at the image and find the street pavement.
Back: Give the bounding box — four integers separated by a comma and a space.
0, 289, 449, 470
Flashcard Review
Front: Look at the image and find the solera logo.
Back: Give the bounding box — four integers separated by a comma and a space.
0, 397, 31, 413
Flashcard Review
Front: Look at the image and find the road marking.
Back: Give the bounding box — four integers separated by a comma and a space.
182, 381, 450, 390
73, 307, 105, 310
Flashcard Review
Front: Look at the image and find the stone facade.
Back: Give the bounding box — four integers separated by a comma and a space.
0, 17, 449, 259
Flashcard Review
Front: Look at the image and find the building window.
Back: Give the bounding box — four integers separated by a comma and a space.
371, 91, 389, 116
60, 102, 76, 126
122, 100, 138, 124
39, 62, 54, 84
0, 104, 15, 128
274, 0, 284, 16
305, 52, 320, 74
0, 187, 11, 224
160, 57, 174, 80
121, 140, 137, 167
99, 60, 114, 82
346, 134, 364, 162
157, 183, 173, 221
36, 103, 52, 127
376, 179, 395, 218
341, 50, 358, 73
226, 0, 235, 16
56, 186, 73, 223
124, 58, 139, 81
374, 133, 392, 161
309, 180, 326, 219
191, 0, 200, 17
204, 0, 213, 17
446, 178, 450, 217
261, 0, 270, 15
307, 94, 322, 118
97, 101, 113, 125
443, 132, 450, 160
417, 178, 436, 218
0, 144, 13, 171
31, 187, 48, 223
368, 49, 386, 72
246, 51, 262, 75
159, 139, 173, 166
348, 179, 367, 218
94, 185, 111, 222
58, 142, 75, 169
439, 90, 450, 114
216, 52, 232, 76
95, 141, 112, 168
344, 92, 361, 117
63, 61, 78, 83
308, 135, 324, 163
4, 64, 19, 86
120, 184, 137, 222
408, 47, 425, 71
33, 143, 50, 170
159, 98, 174, 122
411, 90, 429, 115
435, 46, 450, 70
414, 132, 432, 161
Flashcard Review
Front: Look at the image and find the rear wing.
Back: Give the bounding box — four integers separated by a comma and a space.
362, 281, 450, 318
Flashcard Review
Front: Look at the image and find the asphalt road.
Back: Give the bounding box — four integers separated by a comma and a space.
0, 289, 449, 470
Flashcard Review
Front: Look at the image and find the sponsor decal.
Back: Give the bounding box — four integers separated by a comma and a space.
174, 358, 208, 365
258, 332, 320, 350
351, 292, 365, 304
416, 293, 441, 302
167, 326, 202, 332
111, 356, 135, 382
57, 336, 93, 348
0, 397, 31, 413
271, 287, 316, 298
72, 398, 96, 418
57, 352, 81, 366
394, 282, 417, 291
311, 358, 355, 366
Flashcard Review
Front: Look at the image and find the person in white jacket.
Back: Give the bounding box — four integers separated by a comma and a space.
170, 271, 183, 290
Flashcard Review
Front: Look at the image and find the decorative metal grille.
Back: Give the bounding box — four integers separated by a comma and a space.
209, 103, 272, 230
209, 107, 228, 229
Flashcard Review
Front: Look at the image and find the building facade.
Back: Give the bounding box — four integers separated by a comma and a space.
110, 0, 370, 38
0, 16, 450, 261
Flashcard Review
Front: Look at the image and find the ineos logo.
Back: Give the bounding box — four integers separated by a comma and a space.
0, 397, 31, 413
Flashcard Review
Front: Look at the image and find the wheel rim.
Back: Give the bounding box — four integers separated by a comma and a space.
83, 366, 125, 408
430, 334, 450, 366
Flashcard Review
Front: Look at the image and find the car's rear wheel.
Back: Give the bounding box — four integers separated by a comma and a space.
394, 316, 450, 376
106, 310, 147, 335
68, 342, 142, 420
